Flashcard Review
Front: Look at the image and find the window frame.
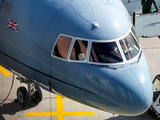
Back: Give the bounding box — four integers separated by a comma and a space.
87, 32, 141, 65
51, 29, 141, 65
131, 25, 139, 43
119, 32, 140, 61
51, 34, 74, 61
68, 37, 91, 63
118, 31, 141, 63
87, 39, 126, 65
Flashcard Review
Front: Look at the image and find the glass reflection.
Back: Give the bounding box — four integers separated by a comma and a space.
89, 42, 123, 63
119, 33, 140, 60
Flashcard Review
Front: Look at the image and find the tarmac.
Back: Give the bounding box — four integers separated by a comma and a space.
0, 36, 160, 120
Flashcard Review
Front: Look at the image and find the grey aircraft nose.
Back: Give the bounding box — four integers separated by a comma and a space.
106, 67, 153, 115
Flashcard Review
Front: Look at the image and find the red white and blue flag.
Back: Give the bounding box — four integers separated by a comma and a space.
7, 19, 19, 32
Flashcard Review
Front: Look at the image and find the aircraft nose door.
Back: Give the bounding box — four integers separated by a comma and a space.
108, 67, 152, 115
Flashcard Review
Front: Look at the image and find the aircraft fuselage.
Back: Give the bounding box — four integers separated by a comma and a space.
0, 0, 153, 115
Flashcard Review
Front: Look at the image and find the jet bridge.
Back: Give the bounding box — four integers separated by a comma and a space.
122, 0, 160, 38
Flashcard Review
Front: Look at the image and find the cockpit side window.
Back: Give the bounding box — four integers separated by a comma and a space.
70, 40, 88, 61
119, 33, 140, 60
53, 36, 72, 59
131, 26, 139, 42
89, 42, 123, 63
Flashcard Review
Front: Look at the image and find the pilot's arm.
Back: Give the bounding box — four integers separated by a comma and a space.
153, 0, 160, 13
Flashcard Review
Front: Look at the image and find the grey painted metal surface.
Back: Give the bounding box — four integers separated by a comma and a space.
0, 0, 4, 10
0, 37, 159, 120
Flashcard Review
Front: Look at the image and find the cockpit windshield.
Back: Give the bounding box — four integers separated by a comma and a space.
52, 32, 140, 64
89, 42, 123, 63
119, 33, 140, 60
131, 26, 139, 43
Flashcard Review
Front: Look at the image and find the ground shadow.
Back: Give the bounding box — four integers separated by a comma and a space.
105, 110, 157, 120
0, 99, 38, 120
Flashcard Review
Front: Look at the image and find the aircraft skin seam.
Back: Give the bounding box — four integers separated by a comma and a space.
0, 51, 97, 95
70, 0, 95, 22
0, 0, 4, 11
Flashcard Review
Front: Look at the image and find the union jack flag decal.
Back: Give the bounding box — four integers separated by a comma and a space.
7, 19, 19, 32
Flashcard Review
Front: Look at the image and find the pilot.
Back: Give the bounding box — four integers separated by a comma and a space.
78, 53, 85, 61
120, 40, 133, 60
141, 0, 160, 14
120, 40, 128, 53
